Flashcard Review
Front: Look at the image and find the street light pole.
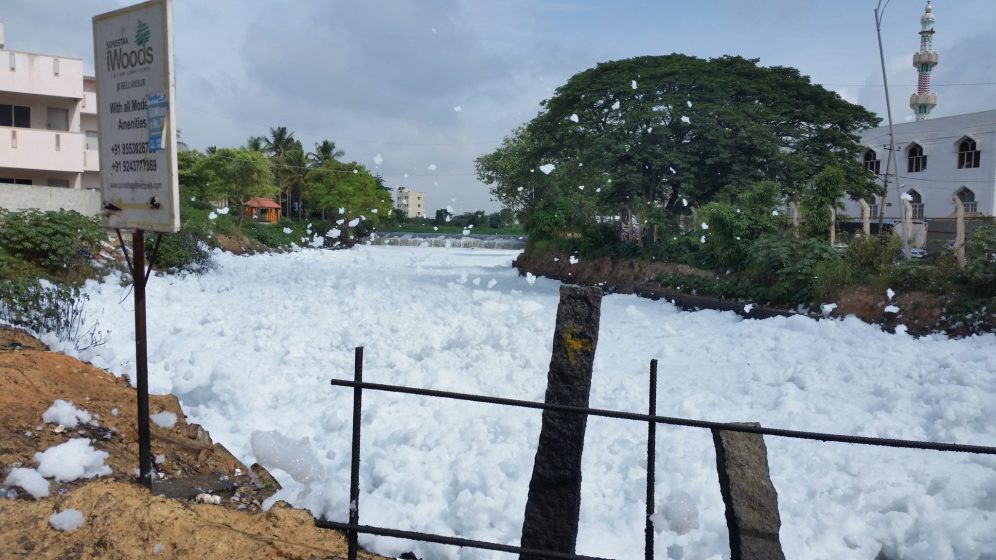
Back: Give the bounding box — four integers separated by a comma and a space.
875, 0, 911, 258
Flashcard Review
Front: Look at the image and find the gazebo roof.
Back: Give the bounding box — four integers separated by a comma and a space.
244, 197, 280, 209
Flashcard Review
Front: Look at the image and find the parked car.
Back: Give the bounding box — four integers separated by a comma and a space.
897, 247, 928, 260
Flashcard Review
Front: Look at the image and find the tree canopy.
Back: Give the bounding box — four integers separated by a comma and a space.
195, 148, 275, 230
308, 140, 345, 167
476, 54, 880, 240
304, 161, 392, 238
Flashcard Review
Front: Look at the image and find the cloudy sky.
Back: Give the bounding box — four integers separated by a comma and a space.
4, 1, 996, 213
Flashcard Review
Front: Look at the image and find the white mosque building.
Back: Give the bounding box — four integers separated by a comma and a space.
843, 1, 996, 226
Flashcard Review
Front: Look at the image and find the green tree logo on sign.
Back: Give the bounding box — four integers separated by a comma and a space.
135, 20, 151, 46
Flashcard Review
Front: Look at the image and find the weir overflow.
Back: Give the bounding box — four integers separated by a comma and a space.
371, 232, 526, 250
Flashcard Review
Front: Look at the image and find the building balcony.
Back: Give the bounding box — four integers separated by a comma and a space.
83, 148, 99, 172
0, 127, 83, 173
909, 92, 937, 109
81, 91, 97, 115
912, 52, 939, 67
0, 51, 84, 100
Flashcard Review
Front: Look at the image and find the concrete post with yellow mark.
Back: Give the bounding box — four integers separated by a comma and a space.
520, 284, 603, 559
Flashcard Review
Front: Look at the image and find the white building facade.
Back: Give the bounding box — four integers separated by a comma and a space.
395, 186, 425, 219
843, 2, 995, 226
0, 23, 100, 196
844, 110, 996, 222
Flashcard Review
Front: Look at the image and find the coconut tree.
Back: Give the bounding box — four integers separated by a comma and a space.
244, 136, 265, 152
307, 139, 345, 168
279, 146, 309, 219
262, 126, 300, 215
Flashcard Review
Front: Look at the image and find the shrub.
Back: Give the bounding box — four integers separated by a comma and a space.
179, 204, 236, 243
244, 221, 296, 249
845, 234, 900, 279
744, 234, 838, 305
0, 209, 104, 279
0, 279, 107, 351
964, 225, 996, 296
0, 246, 37, 280
151, 222, 214, 274
887, 260, 933, 293
696, 180, 784, 270
658, 272, 746, 300
813, 258, 854, 301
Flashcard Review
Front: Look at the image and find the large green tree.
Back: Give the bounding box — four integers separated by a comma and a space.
477, 54, 880, 241
177, 149, 211, 204
303, 161, 392, 238
798, 166, 848, 240
197, 148, 275, 231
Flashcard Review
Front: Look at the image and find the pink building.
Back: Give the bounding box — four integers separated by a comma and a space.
0, 22, 100, 193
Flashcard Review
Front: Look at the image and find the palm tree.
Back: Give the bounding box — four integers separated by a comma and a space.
262, 126, 299, 215
262, 126, 296, 158
245, 136, 265, 152
307, 139, 345, 168
279, 146, 309, 219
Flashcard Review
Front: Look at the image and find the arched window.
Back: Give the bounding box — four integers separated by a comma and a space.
907, 143, 927, 173
906, 189, 924, 219
958, 137, 981, 169
956, 187, 977, 212
863, 149, 880, 175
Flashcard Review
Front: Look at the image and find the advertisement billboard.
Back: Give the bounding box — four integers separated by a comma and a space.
93, 0, 179, 232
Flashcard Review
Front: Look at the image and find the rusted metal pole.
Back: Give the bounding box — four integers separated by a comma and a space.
348, 346, 364, 560
133, 229, 152, 490
645, 359, 658, 560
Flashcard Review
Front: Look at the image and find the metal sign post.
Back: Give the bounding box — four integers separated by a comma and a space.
94, 0, 178, 490
133, 230, 151, 488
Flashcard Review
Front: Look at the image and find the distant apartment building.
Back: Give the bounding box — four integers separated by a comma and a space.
0, 22, 100, 207
395, 186, 425, 218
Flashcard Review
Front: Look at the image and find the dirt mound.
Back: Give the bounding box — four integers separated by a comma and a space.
513, 249, 712, 292
0, 480, 370, 560
834, 287, 944, 333
216, 234, 260, 255
514, 247, 985, 336
0, 326, 46, 351
0, 329, 385, 560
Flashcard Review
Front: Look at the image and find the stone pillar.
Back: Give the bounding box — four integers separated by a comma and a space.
829, 207, 836, 246
858, 198, 871, 236
712, 424, 786, 560
901, 199, 914, 248
520, 285, 603, 560
787, 202, 799, 238
953, 196, 966, 269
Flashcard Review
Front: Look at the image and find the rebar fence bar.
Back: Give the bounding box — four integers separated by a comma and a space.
644, 359, 657, 560
314, 519, 613, 560
320, 347, 996, 560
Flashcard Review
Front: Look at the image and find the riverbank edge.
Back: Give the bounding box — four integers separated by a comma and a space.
512, 248, 995, 338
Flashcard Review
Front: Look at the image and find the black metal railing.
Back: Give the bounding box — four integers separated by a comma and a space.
317, 346, 996, 560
